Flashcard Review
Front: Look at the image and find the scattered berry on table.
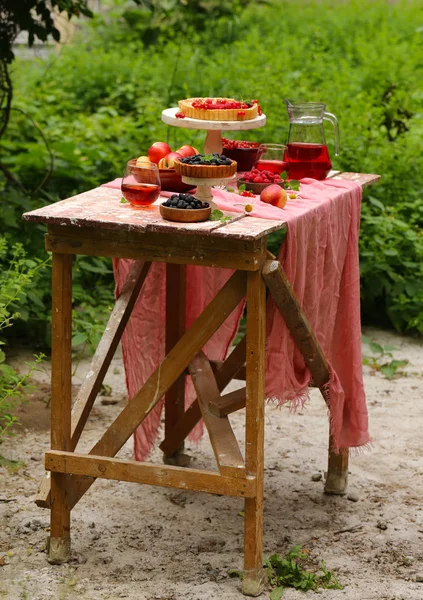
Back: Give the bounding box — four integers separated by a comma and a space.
162, 193, 209, 210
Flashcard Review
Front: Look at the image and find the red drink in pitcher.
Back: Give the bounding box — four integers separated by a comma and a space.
284, 143, 332, 180
121, 183, 160, 207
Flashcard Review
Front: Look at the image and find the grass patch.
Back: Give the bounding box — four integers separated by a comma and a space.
0, 455, 26, 473
266, 546, 342, 598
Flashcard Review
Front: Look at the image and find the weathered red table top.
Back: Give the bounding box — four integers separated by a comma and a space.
22, 172, 380, 241
22, 187, 286, 241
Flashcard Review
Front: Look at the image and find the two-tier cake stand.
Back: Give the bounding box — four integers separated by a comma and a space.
161, 107, 266, 205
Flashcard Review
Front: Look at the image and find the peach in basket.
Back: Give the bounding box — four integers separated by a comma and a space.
159, 168, 194, 193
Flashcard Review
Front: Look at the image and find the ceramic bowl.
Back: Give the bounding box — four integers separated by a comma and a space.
237, 177, 285, 195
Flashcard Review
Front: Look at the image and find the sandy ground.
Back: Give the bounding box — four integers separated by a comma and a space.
1, 327, 423, 600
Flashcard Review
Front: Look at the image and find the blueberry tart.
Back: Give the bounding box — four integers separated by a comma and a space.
174, 153, 237, 179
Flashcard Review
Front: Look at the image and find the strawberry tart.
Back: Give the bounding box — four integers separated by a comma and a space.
177, 98, 261, 121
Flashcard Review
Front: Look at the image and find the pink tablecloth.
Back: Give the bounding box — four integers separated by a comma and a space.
109, 178, 371, 459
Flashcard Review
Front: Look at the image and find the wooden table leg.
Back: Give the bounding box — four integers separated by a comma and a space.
262, 260, 350, 495
36, 260, 151, 509
325, 437, 349, 495
242, 269, 267, 596
163, 264, 188, 466
48, 253, 72, 564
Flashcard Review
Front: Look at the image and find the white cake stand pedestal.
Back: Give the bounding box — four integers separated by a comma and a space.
161, 107, 266, 155
162, 107, 266, 208
181, 175, 236, 210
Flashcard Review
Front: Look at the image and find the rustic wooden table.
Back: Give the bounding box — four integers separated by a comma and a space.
23, 171, 379, 596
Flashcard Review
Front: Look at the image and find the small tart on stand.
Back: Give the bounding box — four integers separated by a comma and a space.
174, 153, 237, 179
178, 98, 260, 121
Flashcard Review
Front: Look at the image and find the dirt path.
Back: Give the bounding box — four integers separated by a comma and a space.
1, 328, 422, 600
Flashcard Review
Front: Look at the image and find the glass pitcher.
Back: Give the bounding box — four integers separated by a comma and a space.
284, 100, 340, 180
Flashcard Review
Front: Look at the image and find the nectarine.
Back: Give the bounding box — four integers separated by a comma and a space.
148, 142, 172, 164
260, 184, 287, 209
158, 151, 183, 169
135, 155, 152, 166
177, 145, 199, 158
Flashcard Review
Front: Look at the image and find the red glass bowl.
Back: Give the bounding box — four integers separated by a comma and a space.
223, 145, 261, 172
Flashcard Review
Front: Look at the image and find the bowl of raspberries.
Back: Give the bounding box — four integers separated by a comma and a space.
221, 138, 261, 172
237, 168, 284, 194
160, 193, 211, 222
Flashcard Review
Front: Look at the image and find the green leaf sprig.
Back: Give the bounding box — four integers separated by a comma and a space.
210, 209, 231, 223
284, 180, 300, 192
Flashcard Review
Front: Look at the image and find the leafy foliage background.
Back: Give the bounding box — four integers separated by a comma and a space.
1, 0, 423, 345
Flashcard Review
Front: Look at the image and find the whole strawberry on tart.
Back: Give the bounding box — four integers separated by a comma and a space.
174, 153, 237, 179
178, 98, 261, 121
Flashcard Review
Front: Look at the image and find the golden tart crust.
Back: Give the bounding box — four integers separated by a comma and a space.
178, 98, 258, 121
174, 159, 237, 179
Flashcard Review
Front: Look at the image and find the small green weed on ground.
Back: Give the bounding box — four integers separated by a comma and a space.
0, 455, 25, 473
229, 545, 342, 597
362, 335, 409, 379
266, 546, 342, 598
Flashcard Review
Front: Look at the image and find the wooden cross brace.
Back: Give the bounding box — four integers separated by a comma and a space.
40, 252, 349, 596
159, 258, 349, 492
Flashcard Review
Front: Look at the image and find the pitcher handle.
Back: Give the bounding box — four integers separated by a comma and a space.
323, 112, 340, 156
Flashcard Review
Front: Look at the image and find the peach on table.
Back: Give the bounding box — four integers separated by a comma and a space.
260, 185, 287, 209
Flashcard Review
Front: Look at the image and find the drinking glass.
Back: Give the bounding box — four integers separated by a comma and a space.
121, 159, 161, 208
255, 143, 289, 175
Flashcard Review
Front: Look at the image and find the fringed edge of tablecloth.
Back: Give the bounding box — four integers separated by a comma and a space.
266, 368, 372, 455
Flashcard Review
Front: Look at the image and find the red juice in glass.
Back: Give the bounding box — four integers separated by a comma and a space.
121, 183, 160, 207
284, 143, 332, 180
256, 159, 289, 174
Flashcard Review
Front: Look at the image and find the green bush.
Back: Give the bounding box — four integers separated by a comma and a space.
0, 237, 46, 440
1, 0, 423, 337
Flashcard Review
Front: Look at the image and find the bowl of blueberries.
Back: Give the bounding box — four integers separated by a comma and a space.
160, 193, 211, 222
